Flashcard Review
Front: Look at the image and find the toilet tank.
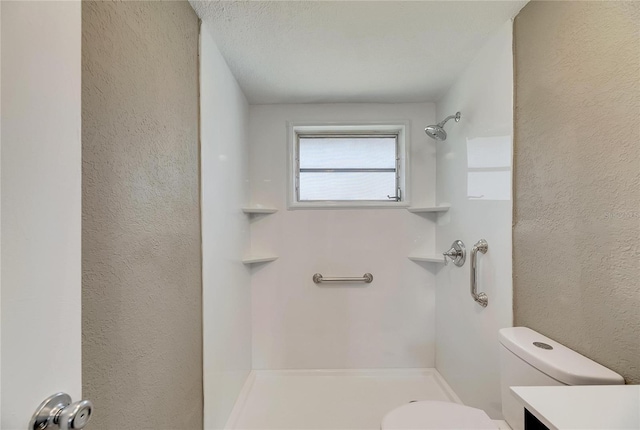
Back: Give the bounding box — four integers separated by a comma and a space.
498, 327, 624, 430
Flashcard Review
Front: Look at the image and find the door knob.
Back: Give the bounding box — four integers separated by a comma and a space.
58, 400, 93, 430
29, 393, 93, 430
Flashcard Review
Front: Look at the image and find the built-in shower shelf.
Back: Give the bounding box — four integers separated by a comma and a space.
407, 205, 450, 213
242, 255, 278, 265
408, 255, 445, 264
242, 207, 278, 215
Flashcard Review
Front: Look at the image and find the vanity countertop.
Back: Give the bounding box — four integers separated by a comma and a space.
511, 385, 639, 430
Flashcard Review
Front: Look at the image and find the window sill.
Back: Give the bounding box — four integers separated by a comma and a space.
287, 201, 410, 210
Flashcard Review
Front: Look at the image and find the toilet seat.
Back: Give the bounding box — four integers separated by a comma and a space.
381, 401, 498, 429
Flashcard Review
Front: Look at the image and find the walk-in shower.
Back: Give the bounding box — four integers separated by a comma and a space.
424, 112, 461, 141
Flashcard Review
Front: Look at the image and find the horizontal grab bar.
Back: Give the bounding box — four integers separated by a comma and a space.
312, 273, 373, 284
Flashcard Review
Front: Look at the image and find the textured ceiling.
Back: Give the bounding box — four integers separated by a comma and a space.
190, 1, 528, 104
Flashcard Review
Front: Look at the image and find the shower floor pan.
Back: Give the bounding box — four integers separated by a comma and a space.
225, 368, 462, 430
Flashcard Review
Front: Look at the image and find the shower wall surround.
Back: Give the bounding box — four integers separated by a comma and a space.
435, 21, 514, 419
249, 103, 438, 369
514, 0, 640, 384
200, 23, 253, 429
82, 2, 201, 429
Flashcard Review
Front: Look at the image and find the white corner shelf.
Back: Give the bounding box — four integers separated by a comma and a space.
242, 207, 278, 215
407, 205, 450, 213
408, 255, 445, 264
242, 255, 278, 265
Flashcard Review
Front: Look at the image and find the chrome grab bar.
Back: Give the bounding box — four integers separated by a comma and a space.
312, 273, 373, 284
470, 239, 489, 307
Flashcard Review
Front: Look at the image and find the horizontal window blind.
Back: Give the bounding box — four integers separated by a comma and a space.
297, 135, 400, 202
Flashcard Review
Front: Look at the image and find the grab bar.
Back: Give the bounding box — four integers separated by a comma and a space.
470, 239, 489, 307
312, 273, 373, 284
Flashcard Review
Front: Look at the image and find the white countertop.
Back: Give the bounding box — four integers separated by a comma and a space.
511, 385, 640, 430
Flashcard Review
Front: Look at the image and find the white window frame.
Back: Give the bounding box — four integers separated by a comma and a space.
287, 121, 411, 209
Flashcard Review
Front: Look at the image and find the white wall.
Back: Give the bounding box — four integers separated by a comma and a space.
249, 103, 439, 369
1, 2, 3, 422
435, 21, 514, 419
200, 23, 252, 429
1, 1, 82, 428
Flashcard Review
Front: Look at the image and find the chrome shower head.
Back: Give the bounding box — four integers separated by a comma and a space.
424, 111, 461, 141
424, 124, 447, 141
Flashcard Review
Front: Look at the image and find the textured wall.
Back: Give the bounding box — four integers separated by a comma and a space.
514, 1, 640, 384
82, 2, 202, 428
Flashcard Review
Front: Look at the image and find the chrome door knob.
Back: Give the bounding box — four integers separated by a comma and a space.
59, 400, 93, 430
29, 393, 93, 430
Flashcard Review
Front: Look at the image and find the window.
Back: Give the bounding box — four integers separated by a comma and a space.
289, 123, 409, 208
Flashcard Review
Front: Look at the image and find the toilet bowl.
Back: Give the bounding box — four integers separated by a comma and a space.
381, 327, 624, 430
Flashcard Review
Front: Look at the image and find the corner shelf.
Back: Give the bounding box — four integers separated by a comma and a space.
242, 207, 278, 215
242, 255, 278, 265
408, 255, 445, 264
407, 205, 450, 213
242, 206, 278, 265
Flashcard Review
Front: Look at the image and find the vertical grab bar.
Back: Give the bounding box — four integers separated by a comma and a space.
470, 239, 489, 307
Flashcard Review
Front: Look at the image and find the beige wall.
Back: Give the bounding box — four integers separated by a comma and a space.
82, 1, 202, 428
514, 1, 640, 383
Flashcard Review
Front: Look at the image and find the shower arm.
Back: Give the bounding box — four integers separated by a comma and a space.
437, 112, 461, 128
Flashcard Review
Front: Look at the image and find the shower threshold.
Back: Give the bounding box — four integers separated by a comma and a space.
225, 368, 462, 430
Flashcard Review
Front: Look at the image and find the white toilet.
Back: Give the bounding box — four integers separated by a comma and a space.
381, 327, 625, 430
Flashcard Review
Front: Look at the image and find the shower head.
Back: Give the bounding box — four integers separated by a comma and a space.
425, 112, 461, 141
424, 125, 448, 141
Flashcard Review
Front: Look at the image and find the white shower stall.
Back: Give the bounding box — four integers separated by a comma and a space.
199, 12, 515, 430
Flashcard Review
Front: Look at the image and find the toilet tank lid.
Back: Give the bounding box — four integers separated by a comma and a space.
499, 327, 625, 385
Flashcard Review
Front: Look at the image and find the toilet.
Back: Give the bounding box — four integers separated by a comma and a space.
381, 327, 625, 430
